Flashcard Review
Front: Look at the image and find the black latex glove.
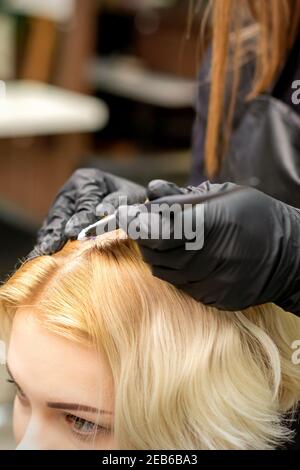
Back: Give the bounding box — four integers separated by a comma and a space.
28, 168, 146, 258
116, 179, 300, 316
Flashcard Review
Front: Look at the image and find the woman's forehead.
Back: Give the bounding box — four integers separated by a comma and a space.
7, 307, 114, 409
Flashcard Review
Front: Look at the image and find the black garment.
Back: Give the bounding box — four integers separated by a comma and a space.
219, 95, 300, 207
273, 34, 300, 117
190, 34, 300, 195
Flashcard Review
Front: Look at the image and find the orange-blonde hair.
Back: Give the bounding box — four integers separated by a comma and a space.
1, 231, 300, 449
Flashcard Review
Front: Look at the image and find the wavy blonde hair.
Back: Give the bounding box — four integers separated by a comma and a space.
0, 230, 300, 449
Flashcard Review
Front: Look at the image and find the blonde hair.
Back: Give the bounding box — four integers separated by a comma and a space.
1, 230, 300, 449
200, 0, 300, 177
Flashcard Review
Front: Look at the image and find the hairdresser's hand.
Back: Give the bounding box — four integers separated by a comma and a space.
116, 180, 300, 315
28, 168, 146, 258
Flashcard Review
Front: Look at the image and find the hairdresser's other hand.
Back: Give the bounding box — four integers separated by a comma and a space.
28, 168, 146, 258
116, 180, 300, 315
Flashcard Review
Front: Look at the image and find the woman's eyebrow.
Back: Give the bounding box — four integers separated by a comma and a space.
46, 402, 113, 415
7, 363, 112, 415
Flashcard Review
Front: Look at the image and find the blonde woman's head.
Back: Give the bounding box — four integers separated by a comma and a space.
0, 230, 300, 449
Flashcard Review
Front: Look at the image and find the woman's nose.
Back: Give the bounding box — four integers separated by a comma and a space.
16, 417, 49, 450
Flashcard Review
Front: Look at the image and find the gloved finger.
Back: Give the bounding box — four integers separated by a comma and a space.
96, 191, 131, 218
116, 203, 204, 253
147, 179, 188, 201
116, 204, 147, 236
66, 178, 108, 238
26, 246, 45, 261
176, 281, 216, 305
139, 244, 197, 270
32, 189, 76, 256
103, 172, 146, 198
97, 182, 147, 217
42, 234, 68, 256
151, 266, 214, 294
115, 203, 176, 245
74, 176, 108, 213
27, 229, 68, 261
151, 265, 188, 285
65, 211, 100, 239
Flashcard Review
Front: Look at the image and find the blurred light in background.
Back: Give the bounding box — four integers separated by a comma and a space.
7, 0, 75, 22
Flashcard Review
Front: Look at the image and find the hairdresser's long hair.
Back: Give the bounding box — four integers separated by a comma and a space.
197, 0, 300, 177
1, 231, 300, 449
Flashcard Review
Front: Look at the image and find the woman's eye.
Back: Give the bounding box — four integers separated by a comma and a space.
67, 415, 96, 433
65, 414, 111, 440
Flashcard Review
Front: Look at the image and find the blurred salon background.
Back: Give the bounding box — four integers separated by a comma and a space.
0, 0, 207, 448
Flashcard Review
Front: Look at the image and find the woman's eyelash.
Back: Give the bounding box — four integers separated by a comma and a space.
7, 378, 20, 390
7, 378, 19, 391
6, 379, 27, 400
